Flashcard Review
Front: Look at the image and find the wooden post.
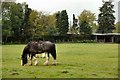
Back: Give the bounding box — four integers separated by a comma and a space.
111, 36, 114, 43
103, 37, 106, 43
95, 35, 97, 42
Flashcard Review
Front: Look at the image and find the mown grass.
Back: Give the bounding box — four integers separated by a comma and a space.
2, 43, 118, 78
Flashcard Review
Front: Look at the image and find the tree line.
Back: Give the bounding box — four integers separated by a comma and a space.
2, 1, 119, 44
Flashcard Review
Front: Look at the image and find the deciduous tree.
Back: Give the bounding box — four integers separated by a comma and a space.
78, 10, 95, 36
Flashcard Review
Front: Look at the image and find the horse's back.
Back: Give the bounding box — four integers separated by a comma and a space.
43, 41, 55, 49
27, 41, 55, 53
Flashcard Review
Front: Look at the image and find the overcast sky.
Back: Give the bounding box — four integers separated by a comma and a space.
15, 0, 119, 22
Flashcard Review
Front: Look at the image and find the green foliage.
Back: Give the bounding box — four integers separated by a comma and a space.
2, 2, 25, 43
28, 10, 40, 37
46, 13, 58, 36
2, 44, 118, 78
2, 2, 58, 43
2, 1, 117, 43
73, 14, 78, 28
2, 2, 12, 38
69, 14, 79, 34
78, 10, 96, 37
113, 22, 120, 33
97, 1, 115, 33
41, 13, 58, 36
28, 10, 58, 40
78, 10, 96, 27
22, 3, 32, 37
92, 23, 98, 33
10, 3, 24, 36
80, 21, 92, 36
56, 10, 69, 35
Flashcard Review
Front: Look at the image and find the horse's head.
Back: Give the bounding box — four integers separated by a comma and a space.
21, 46, 29, 66
21, 54, 27, 66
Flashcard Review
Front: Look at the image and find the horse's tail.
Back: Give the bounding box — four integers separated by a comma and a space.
51, 44, 56, 60
21, 46, 29, 66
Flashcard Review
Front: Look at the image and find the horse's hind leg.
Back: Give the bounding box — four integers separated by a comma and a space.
30, 59, 32, 65
51, 52, 57, 65
44, 53, 49, 66
30, 54, 34, 65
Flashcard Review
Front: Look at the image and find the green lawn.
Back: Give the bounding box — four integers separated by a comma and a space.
2, 43, 118, 78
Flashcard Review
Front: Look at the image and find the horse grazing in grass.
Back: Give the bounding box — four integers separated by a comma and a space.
21, 41, 57, 66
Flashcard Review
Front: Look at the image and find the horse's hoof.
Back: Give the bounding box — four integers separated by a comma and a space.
44, 63, 48, 66
29, 64, 32, 66
35, 63, 38, 66
45, 64, 48, 66
52, 63, 57, 66
52, 62, 57, 66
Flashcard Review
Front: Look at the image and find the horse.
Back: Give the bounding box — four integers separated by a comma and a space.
21, 41, 57, 66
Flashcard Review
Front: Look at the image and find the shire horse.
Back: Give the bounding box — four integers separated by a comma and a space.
21, 41, 57, 66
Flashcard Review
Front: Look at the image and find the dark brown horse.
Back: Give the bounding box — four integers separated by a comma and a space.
21, 41, 57, 66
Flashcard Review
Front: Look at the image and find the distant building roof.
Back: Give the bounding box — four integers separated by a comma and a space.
92, 33, 120, 36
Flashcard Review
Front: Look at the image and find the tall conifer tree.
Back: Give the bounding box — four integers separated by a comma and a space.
97, 1, 115, 33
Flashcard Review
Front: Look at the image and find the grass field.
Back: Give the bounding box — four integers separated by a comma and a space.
2, 43, 118, 78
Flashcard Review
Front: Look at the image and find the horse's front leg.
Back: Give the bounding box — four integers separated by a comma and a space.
44, 53, 49, 66
30, 54, 34, 65
33, 55, 38, 65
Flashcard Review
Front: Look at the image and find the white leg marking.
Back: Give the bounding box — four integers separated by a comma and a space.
42, 53, 45, 58
27, 55, 30, 60
35, 60, 38, 65
44, 54, 49, 65
33, 56, 36, 60
45, 59, 49, 65
34, 56, 38, 65
30, 59, 32, 65
36, 54, 40, 58
53, 60, 57, 65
